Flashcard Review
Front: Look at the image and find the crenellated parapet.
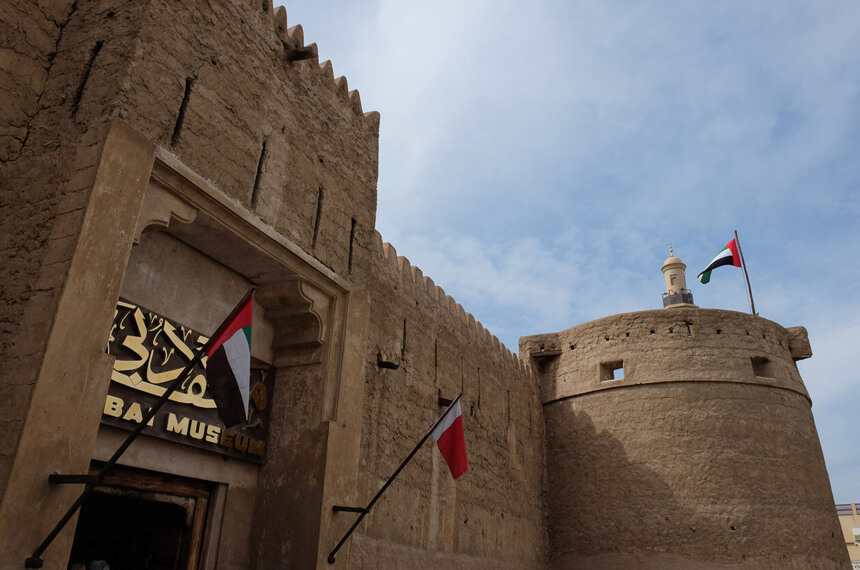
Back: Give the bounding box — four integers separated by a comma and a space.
271, 5, 379, 127
373, 231, 528, 372
522, 308, 812, 404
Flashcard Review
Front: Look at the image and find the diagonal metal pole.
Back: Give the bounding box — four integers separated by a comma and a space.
327, 394, 462, 564
25, 350, 205, 567
734, 230, 756, 315
25, 288, 255, 568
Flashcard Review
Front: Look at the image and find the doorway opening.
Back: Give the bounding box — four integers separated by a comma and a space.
67, 465, 212, 570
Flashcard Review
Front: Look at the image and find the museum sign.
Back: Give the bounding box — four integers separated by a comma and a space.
103, 299, 273, 462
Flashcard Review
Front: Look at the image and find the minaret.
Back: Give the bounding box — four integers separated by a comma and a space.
661, 246, 697, 308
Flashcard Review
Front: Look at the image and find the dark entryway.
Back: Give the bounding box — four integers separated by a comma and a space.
67, 466, 211, 570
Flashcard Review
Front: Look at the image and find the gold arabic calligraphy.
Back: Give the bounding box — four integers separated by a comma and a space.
108, 300, 216, 409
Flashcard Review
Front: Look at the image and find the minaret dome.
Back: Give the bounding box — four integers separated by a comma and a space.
661, 246, 697, 308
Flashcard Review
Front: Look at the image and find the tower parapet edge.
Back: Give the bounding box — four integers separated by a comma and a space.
521, 308, 848, 569
525, 309, 809, 404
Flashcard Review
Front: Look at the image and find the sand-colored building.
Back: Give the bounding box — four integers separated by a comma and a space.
0, 1, 849, 568
836, 504, 860, 568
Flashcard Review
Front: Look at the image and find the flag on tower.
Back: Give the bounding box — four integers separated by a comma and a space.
431, 399, 468, 479
204, 295, 253, 427
697, 239, 742, 284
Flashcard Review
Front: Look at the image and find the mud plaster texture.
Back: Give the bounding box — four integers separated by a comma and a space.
522, 309, 847, 569
1, 1, 544, 568
0, 0, 846, 568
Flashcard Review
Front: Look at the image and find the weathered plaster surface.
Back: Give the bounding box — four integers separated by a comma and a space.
522, 309, 847, 569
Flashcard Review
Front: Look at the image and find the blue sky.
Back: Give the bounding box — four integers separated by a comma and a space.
281, 1, 860, 503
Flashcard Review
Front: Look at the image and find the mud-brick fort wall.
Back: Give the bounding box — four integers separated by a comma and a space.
521, 308, 846, 570
1, 0, 546, 568
1, 0, 374, 516
351, 240, 546, 567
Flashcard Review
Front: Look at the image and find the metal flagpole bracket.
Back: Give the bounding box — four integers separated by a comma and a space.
332, 505, 367, 514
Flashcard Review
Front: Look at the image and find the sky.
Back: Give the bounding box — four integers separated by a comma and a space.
280, 1, 860, 504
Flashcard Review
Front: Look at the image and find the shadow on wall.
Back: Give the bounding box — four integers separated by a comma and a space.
544, 388, 848, 570
546, 407, 701, 568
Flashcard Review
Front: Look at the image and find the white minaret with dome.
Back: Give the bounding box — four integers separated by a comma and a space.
661, 246, 697, 308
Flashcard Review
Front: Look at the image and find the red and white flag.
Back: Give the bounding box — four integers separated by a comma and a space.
431, 400, 468, 479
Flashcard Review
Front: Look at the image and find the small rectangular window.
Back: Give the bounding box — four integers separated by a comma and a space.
751, 357, 773, 378
600, 360, 624, 381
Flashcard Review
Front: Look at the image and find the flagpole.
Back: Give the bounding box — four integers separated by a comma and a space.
734, 230, 756, 315
327, 394, 463, 564
25, 287, 255, 568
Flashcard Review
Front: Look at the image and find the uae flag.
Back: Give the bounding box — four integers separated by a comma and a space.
430, 400, 468, 480
697, 239, 741, 284
205, 296, 253, 427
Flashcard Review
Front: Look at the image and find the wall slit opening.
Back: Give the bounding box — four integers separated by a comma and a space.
250, 139, 268, 208
348, 217, 356, 273
171, 77, 195, 147
312, 187, 324, 248
72, 40, 103, 117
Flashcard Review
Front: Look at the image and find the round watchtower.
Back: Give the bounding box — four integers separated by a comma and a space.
522, 309, 846, 568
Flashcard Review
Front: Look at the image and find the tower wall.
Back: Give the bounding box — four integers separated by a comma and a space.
522, 308, 848, 569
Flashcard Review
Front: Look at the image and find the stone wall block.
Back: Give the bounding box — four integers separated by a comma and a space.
369, 229, 384, 256
418, 274, 434, 298
396, 254, 411, 276
286, 24, 303, 49
319, 59, 334, 81
444, 297, 457, 317
507, 350, 519, 370
453, 302, 466, 323
517, 355, 529, 375
381, 242, 397, 265
478, 322, 492, 345
348, 89, 363, 114
363, 110, 381, 129
334, 75, 349, 101
465, 311, 476, 330
408, 264, 423, 292
301, 42, 320, 65
273, 5, 288, 41
428, 284, 444, 304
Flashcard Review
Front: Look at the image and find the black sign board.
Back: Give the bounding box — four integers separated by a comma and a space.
104, 299, 272, 462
